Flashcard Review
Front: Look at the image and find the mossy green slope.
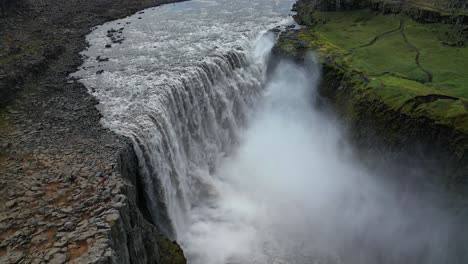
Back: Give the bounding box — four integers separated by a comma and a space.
157, 236, 187, 264
280, 9, 468, 137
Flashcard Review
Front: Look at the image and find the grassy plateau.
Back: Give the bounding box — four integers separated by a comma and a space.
282, 8, 468, 135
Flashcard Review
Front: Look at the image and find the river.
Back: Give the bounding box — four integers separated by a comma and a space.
73, 0, 467, 263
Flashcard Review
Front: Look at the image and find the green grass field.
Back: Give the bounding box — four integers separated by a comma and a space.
287, 9, 468, 133
405, 20, 468, 96
311, 10, 468, 87
312, 10, 401, 49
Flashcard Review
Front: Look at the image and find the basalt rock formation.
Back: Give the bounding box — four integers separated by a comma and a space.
0, 0, 187, 263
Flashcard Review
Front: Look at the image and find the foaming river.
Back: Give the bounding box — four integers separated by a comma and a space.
73, 0, 468, 263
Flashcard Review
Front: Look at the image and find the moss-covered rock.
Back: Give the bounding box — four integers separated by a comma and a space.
274, 3, 468, 187
157, 236, 187, 264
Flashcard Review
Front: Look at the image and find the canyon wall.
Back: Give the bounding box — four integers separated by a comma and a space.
274, 1, 468, 188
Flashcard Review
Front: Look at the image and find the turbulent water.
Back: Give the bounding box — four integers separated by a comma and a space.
74, 0, 468, 263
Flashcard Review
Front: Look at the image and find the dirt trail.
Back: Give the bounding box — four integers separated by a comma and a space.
348, 16, 433, 83
399, 19, 434, 83
358, 19, 404, 48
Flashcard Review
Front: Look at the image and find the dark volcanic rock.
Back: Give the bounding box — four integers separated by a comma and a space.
294, 0, 468, 26
0, 0, 185, 107
0, 0, 187, 263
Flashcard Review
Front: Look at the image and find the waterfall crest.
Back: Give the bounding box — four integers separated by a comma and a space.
73, 1, 465, 263
72, 0, 293, 238
129, 37, 276, 237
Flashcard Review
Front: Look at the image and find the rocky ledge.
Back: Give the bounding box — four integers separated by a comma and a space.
0, 0, 186, 263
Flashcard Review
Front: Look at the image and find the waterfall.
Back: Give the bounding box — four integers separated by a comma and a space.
72, 1, 467, 263
129, 36, 276, 237
72, 0, 294, 239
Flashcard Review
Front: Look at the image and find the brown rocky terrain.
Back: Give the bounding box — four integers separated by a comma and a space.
0, 0, 186, 263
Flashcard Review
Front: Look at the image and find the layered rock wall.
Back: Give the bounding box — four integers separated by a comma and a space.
102, 144, 185, 264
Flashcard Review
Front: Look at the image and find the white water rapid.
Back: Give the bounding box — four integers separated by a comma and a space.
73, 0, 466, 263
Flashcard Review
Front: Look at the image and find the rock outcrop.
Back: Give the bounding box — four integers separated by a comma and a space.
0, 0, 187, 263
274, 2, 468, 188
294, 0, 468, 25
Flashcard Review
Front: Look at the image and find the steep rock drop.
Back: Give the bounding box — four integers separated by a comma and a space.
74, 0, 467, 263
73, 0, 296, 261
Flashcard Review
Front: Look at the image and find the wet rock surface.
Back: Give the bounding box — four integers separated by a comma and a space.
0, 0, 186, 263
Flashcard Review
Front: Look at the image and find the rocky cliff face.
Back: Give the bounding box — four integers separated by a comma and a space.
317, 62, 468, 187
101, 145, 185, 264
273, 18, 468, 189
0, 0, 187, 263
0, 129, 186, 264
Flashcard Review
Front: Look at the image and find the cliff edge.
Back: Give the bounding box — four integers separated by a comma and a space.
276, 0, 468, 187
0, 0, 186, 263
